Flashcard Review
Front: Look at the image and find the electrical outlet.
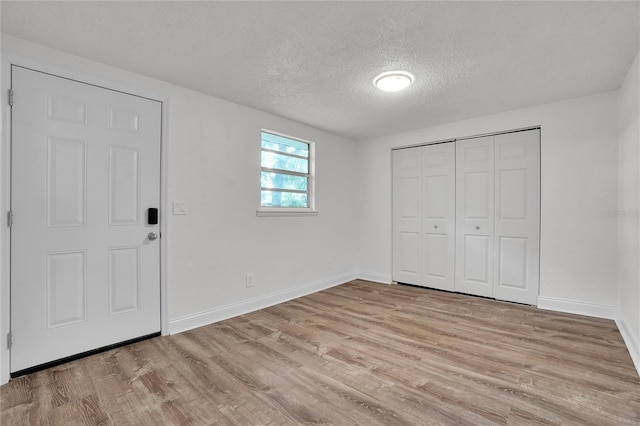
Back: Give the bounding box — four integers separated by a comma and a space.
245, 273, 254, 288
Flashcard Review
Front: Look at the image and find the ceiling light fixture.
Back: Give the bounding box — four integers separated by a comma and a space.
373, 71, 415, 92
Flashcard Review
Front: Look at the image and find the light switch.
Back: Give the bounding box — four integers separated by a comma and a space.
173, 201, 188, 215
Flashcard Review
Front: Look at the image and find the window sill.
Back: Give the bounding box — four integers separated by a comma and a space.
256, 209, 319, 217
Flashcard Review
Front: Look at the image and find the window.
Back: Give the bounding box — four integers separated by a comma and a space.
259, 130, 315, 214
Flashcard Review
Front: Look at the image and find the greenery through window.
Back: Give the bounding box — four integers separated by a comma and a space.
260, 130, 313, 208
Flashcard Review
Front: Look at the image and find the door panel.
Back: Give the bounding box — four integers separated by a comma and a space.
455, 136, 495, 297
464, 171, 491, 219
463, 235, 490, 283
47, 93, 87, 124
108, 247, 141, 314
497, 237, 528, 289
498, 169, 528, 219
11, 66, 161, 372
494, 130, 540, 304
424, 234, 447, 278
392, 147, 422, 284
46, 251, 87, 328
399, 177, 420, 218
424, 175, 447, 218
47, 137, 87, 227
109, 146, 141, 225
421, 143, 455, 291
400, 232, 420, 276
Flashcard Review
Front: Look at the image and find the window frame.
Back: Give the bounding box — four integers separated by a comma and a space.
257, 129, 317, 217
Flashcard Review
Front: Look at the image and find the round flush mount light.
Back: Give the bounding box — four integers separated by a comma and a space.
373, 71, 415, 92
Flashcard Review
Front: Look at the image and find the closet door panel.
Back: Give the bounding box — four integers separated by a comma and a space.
392, 147, 422, 285
421, 143, 455, 291
455, 137, 495, 297
494, 130, 540, 305
463, 235, 491, 282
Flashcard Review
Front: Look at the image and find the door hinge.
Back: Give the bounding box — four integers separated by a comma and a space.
8, 89, 13, 107
6, 211, 12, 228
6, 333, 11, 349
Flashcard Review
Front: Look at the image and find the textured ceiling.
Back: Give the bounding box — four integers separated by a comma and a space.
1, 1, 638, 140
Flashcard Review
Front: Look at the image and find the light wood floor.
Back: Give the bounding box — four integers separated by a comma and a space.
2, 280, 639, 425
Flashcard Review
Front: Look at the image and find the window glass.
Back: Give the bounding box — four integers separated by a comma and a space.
260, 131, 313, 209
261, 172, 308, 191
261, 132, 309, 157
260, 151, 308, 174
261, 191, 308, 208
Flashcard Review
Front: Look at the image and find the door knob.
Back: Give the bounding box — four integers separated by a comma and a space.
148, 232, 159, 241
434, 225, 438, 229
475, 226, 480, 230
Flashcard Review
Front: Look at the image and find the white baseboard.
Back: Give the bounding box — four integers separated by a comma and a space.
356, 270, 392, 284
536, 296, 617, 319
616, 318, 640, 378
168, 271, 357, 334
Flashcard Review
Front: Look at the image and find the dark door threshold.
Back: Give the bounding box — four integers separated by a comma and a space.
10, 332, 160, 379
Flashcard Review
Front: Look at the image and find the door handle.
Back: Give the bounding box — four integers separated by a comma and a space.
148, 232, 159, 241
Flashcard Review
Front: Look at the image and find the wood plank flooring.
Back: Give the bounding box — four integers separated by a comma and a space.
2, 280, 639, 425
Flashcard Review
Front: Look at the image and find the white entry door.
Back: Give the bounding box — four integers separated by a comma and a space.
421, 143, 455, 291
10, 66, 161, 373
455, 136, 495, 297
392, 147, 422, 285
493, 130, 540, 305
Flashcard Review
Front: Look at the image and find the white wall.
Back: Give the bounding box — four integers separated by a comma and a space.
0, 36, 359, 382
357, 91, 620, 317
166, 93, 358, 325
617, 50, 640, 372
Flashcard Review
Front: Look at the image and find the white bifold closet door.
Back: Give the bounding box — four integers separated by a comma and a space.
493, 130, 540, 304
393, 129, 540, 306
392, 147, 422, 285
455, 130, 540, 305
455, 136, 495, 297
421, 143, 455, 291
392, 143, 455, 291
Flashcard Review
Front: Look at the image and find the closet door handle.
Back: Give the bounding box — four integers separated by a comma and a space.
475, 226, 480, 230
434, 225, 438, 229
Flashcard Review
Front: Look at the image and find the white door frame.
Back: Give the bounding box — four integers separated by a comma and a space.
0, 53, 170, 385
